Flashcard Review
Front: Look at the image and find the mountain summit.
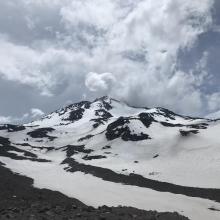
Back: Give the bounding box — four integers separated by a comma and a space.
0, 97, 220, 220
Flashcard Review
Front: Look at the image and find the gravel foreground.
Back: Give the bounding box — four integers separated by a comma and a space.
0, 162, 189, 220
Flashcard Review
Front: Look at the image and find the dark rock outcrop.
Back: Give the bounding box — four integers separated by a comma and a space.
62, 158, 220, 204
0, 124, 26, 132
27, 128, 56, 141
106, 117, 150, 141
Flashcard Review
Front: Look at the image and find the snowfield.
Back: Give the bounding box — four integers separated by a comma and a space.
0, 96, 220, 220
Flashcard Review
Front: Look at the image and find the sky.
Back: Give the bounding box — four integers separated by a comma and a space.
0, 0, 220, 123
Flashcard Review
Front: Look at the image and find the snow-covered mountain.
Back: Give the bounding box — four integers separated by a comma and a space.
0, 96, 220, 220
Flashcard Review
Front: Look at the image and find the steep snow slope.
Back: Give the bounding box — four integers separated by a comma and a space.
0, 96, 220, 220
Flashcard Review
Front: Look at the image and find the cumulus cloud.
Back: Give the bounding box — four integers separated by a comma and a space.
0, 116, 12, 124
85, 72, 116, 92
0, 0, 218, 116
0, 108, 44, 124
0, 114, 28, 124
31, 108, 45, 118
60, 0, 116, 29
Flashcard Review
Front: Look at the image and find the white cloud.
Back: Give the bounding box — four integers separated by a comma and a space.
60, 0, 117, 30
0, 0, 216, 115
85, 72, 116, 92
0, 38, 53, 96
0, 38, 87, 96
0, 113, 29, 124
0, 116, 12, 124
0, 108, 44, 124
31, 108, 44, 118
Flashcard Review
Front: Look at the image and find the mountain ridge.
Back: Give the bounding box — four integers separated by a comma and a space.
0, 96, 220, 220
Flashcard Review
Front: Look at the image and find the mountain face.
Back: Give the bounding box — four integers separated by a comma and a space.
0, 96, 220, 220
